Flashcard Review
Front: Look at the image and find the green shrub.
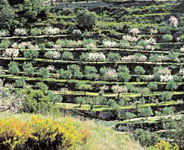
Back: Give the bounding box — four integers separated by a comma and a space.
23, 62, 35, 76
147, 82, 158, 91
67, 64, 83, 78
119, 40, 130, 48
167, 52, 179, 62
107, 99, 117, 108
166, 81, 178, 91
0, 0, 15, 30
36, 82, 48, 92
117, 72, 131, 82
137, 40, 149, 49
0, 40, 10, 49
162, 34, 173, 42
61, 51, 74, 60
21, 0, 49, 21
39, 67, 50, 78
139, 107, 153, 119
84, 66, 99, 80
134, 66, 145, 75
23, 90, 53, 113
14, 78, 26, 88
8, 61, 20, 75
162, 107, 174, 116
30, 28, 42, 36
160, 92, 173, 102
107, 53, 121, 62
125, 112, 136, 121
159, 26, 171, 34
133, 129, 159, 147
24, 50, 39, 59
57, 69, 72, 79
76, 9, 97, 31
48, 92, 63, 104
75, 96, 85, 107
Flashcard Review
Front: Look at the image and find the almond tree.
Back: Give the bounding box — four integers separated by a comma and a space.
112, 85, 128, 100
44, 51, 61, 62
3, 49, 19, 60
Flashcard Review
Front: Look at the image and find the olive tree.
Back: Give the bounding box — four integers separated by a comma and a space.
84, 66, 99, 80
0, 0, 15, 30
125, 112, 136, 122
139, 106, 153, 120
75, 96, 85, 107
8, 61, 20, 75
76, 9, 97, 31
23, 62, 35, 76
39, 67, 50, 78
24, 50, 39, 59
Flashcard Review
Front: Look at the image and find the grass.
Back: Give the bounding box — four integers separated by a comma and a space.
0, 113, 142, 150
0, 57, 183, 66
116, 114, 183, 125
56, 100, 181, 112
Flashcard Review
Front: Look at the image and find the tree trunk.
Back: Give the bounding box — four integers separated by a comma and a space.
90, 105, 93, 111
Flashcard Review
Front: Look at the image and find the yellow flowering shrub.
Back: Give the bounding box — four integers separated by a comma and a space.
154, 140, 179, 150
0, 116, 86, 150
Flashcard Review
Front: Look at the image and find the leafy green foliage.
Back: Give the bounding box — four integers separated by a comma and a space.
23, 90, 54, 113
8, 61, 20, 75
0, 0, 14, 30
76, 9, 97, 31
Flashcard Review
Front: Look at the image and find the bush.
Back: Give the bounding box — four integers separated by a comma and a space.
8, 61, 20, 75
137, 40, 149, 49
0, 40, 10, 49
147, 82, 158, 91
107, 53, 121, 62
61, 51, 74, 60
139, 107, 153, 119
39, 67, 50, 78
14, 78, 26, 88
75, 96, 85, 107
67, 64, 83, 78
84, 66, 99, 80
159, 26, 171, 34
107, 99, 117, 108
160, 92, 173, 102
125, 112, 136, 121
23, 62, 35, 76
133, 129, 159, 147
21, 0, 49, 21
36, 82, 48, 92
162, 34, 173, 42
30, 28, 42, 36
134, 66, 145, 75
166, 81, 178, 91
162, 107, 174, 116
76, 9, 97, 31
23, 90, 53, 113
48, 92, 63, 104
24, 50, 39, 59
117, 72, 131, 82
154, 140, 179, 150
167, 52, 179, 62
57, 69, 72, 79
0, 0, 15, 30
0, 116, 84, 150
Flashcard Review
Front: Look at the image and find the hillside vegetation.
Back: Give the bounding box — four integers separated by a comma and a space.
0, 0, 184, 149
0, 113, 142, 150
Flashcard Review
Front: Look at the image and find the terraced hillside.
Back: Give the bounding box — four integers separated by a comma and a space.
0, 0, 184, 149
